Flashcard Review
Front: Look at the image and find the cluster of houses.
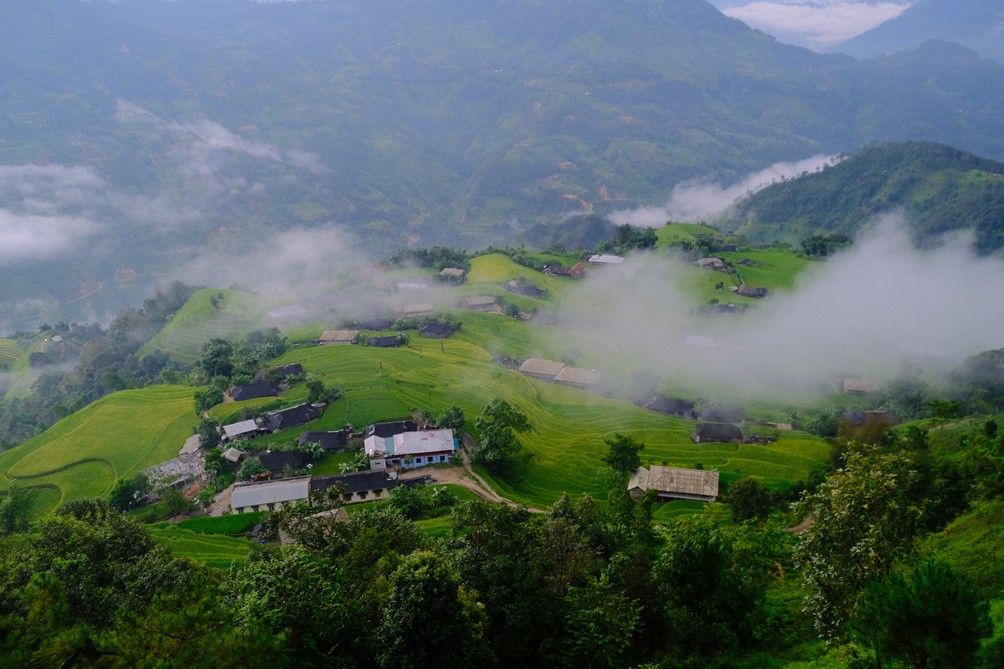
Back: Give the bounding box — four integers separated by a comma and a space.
227, 421, 459, 513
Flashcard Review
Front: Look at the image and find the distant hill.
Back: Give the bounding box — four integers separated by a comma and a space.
836, 0, 1004, 64
5, 1, 1004, 325
720, 142, 1004, 253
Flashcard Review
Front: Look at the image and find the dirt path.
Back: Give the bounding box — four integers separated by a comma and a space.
207, 483, 233, 517
786, 515, 813, 535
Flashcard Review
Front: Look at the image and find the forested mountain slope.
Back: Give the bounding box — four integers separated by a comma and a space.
721, 142, 1004, 253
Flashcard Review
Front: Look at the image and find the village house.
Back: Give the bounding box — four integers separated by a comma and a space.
298, 428, 352, 452
419, 322, 459, 338
255, 364, 305, 384
231, 477, 311, 514
841, 376, 880, 395
644, 395, 696, 419
222, 419, 263, 442
222, 447, 244, 468
310, 471, 400, 504
318, 329, 358, 345
395, 303, 435, 319
692, 422, 745, 444
506, 278, 545, 298
368, 335, 401, 348
265, 403, 322, 432
365, 426, 458, 471
258, 449, 305, 476
227, 381, 279, 402
518, 357, 566, 382
438, 267, 466, 281
628, 465, 719, 502
553, 366, 601, 389
696, 257, 727, 270
588, 254, 625, 264
461, 295, 498, 311
736, 284, 768, 299
569, 261, 588, 278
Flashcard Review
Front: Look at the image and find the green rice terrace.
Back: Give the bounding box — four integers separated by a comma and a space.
0, 386, 197, 516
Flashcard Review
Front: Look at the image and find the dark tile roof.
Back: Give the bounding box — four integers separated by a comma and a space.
506, 278, 544, 298
229, 381, 279, 402
644, 395, 695, 417
266, 403, 322, 432
298, 429, 351, 451
419, 322, 458, 338
258, 450, 305, 473
355, 318, 392, 331
368, 336, 400, 348
366, 420, 417, 438
695, 422, 744, 442
311, 471, 399, 495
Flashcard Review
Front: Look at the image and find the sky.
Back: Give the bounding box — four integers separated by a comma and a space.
710, 0, 911, 50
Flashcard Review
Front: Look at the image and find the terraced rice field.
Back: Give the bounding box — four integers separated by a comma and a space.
140, 288, 267, 363
0, 339, 21, 369
147, 523, 254, 569
264, 335, 829, 510
0, 386, 197, 516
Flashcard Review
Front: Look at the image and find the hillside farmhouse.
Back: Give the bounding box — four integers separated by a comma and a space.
554, 366, 601, 389
299, 428, 352, 452
644, 396, 695, 419
255, 364, 305, 383
588, 254, 625, 264
439, 267, 466, 280
319, 329, 358, 345
697, 257, 727, 270
231, 476, 312, 513
628, 465, 719, 502
311, 471, 399, 504
395, 303, 435, 319
736, 284, 768, 299
506, 278, 544, 298
461, 295, 498, 311
227, 381, 278, 402
258, 450, 305, 475
365, 426, 458, 471
518, 358, 566, 382
692, 422, 745, 444
266, 403, 322, 432
419, 322, 458, 338
222, 419, 263, 442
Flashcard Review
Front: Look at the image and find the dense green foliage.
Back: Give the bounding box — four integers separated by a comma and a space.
724, 142, 1004, 253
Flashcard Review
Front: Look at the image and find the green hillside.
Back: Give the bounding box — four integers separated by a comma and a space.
0, 339, 20, 369
260, 328, 829, 511
722, 142, 1004, 253
0, 386, 197, 516
140, 289, 267, 364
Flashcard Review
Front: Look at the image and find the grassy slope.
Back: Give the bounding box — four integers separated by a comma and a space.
262, 326, 828, 509
0, 386, 197, 516
0, 339, 20, 369
146, 523, 254, 570
140, 288, 267, 364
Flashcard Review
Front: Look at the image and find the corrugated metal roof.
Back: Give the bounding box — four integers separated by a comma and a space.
231, 477, 311, 509
223, 419, 259, 439
518, 358, 565, 378
554, 366, 600, 386
393, 429, 456, 456
629, 466, 719, 501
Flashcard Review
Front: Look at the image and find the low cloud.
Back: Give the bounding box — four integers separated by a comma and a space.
611, 154, 838, 226
549, 216, 1004, 397
722, 1, 910, 50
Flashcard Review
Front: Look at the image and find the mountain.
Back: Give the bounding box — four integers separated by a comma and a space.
4, 1, 1004, 327
719, 142, 1004, 253
835, 0, 1004, 64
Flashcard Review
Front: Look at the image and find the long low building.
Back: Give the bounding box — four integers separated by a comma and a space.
231, 476, 312, 513
364, 427, 458, 471
628, 465, 719, 503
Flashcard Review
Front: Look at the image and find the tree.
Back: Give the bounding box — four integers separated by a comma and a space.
0, 482, 36, 535
728, 476, 772, 523
377, 551, 489, 668
856, 560, 991, 669
196, 417, 221, 450
794, 447, 922, 641
108, 474, 150, 512
196, 338, 235, 379
305, 379, 329, 404
436, 404, 465, 431
238, 456, 267, 481
562, 579, 642, 668
602, 434, 644, 475
473, 398, 531, 475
